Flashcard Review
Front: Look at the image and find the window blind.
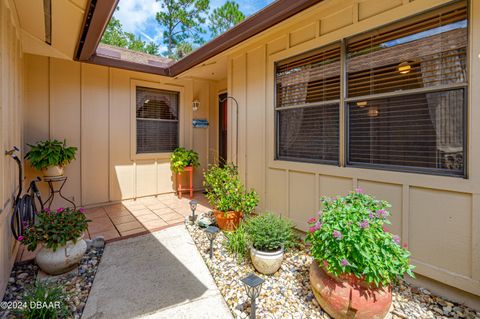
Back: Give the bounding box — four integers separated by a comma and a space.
348, 90, 465, 175
136, 87, 179, 153
275, 43, 341, 163
276, 44, 341, 107
347, 2, 467, 98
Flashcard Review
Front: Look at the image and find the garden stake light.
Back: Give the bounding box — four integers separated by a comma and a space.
241, 273, 264, 319
205, 226, 219, 259
189, 200, 198, 224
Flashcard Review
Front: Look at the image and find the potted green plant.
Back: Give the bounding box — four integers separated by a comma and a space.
203, 163, 259, 231
244, 213, 296, 274
21, 207, 90, 275
170, 147, 200, 174
306, 189, 415, 319
25, 139, 77, 177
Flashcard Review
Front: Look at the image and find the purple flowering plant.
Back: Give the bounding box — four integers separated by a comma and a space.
22, 207, 90, 252
306, 190, 415, 286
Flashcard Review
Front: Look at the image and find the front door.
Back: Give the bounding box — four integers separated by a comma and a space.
219, 93, 228, 166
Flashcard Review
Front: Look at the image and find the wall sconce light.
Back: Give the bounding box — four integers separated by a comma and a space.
192, 99, 200, 112
398, 61, 411, 74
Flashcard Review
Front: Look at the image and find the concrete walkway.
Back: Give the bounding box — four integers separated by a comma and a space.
81, 225, 233, 319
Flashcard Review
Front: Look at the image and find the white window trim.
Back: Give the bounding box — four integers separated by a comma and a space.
130, 79, 185, 160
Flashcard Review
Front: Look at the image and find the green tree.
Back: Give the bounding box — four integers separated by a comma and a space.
208, 1, 245, 38
172, 42, 194, 60
101, 16, 160, 56
156, 0, 210, 57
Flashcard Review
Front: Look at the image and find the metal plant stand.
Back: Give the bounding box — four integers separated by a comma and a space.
43, 176, 76, 210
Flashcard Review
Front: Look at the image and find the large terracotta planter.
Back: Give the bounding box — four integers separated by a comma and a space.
213, 210, 242, 231
251, 246, 284, 275
36, 238, 87, 275
310, 261, 392, 319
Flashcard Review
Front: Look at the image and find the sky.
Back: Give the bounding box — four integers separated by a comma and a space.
114, 0, 274, 53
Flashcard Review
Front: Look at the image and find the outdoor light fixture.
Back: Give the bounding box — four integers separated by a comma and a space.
205, 226, 219, 259
189, 200, 198, 224
241, 273, 264, 319
192, 99, 200, 111
398, 61, 412, 74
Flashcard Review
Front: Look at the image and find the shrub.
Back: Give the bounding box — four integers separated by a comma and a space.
224, 223, 249, 262
245, 213, 296, 252
15, 281, 70, 319
25, 139, 77, 171
306, 189, 415, 287
22, 207, 90, 251
170, 147, 200, 174
203, 163, 259, 215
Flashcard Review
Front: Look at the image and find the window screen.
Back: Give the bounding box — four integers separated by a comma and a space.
136, 87, 179, 153
346, 2, 467, 176
275, 43, 341, 163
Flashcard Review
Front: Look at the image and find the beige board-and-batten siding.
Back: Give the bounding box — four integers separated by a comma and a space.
224, 0, 480, 300
0, 0, 25, 298
24, 55, 219, 207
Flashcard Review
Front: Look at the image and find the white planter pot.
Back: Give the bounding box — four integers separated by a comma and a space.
36, 238, 87, 275
250, 246, 284, 275
42, 165, 64, 178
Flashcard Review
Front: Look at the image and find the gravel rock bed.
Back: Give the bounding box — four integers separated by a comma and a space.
186, 217, 480, 319
1, 246, 104, 319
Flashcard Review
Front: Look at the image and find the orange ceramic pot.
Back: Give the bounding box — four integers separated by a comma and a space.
310, 261, 392, 319
213, 210, 242, 231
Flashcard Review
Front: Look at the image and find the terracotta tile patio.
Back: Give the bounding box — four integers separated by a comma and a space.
16, 192, 211, 262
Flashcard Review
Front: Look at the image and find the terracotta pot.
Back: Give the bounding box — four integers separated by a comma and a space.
42, 165, 64, 178
213, 210, 242, 231
310, 260, 392, 319
250, 246, 284, 275
36, 238, 87, 275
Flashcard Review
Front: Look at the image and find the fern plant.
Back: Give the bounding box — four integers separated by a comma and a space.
25, 139, 77, 171
170, 147, 200, 174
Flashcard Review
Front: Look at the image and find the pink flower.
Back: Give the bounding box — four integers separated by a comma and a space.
333, 230, 343, 239
403, 243, 408, 249
369, 212, 375, 219
358, 220, 369, 229
314, 221, 322, 230
44, 208, 50, 213
393, 235, 401, 245
79, 207, 86, 213
355, 188, 364, 194
18, 236, 24, 241
382, 225, 390, 233
56, 207, 65, 213
341, 259, 349, 266
308, 226, 317, 233
307, 217, 317, 224
376, 209, 387, 218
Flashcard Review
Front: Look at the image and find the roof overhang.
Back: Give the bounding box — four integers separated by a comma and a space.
75, 0, 324, 77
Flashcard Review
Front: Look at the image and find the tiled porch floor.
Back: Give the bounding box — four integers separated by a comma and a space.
16, 192, 211, 262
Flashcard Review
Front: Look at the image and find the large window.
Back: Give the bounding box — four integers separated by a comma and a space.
136, 87, 179, 154
346, 2, 467, 176
275, 1, 467, 177
275, 44, 341, 163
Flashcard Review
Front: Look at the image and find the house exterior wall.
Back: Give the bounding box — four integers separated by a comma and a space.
222, 0, 480, 302
0, 0, 24, 297
24, 55, 217, 207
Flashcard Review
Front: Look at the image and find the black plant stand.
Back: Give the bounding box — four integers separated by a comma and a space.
43, 176, 76, 210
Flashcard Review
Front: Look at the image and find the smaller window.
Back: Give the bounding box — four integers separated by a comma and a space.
136, 86, 179, 154
275, 43, 341, 164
